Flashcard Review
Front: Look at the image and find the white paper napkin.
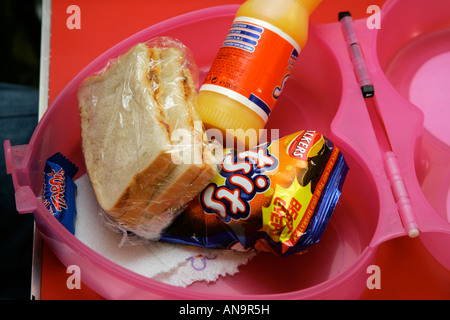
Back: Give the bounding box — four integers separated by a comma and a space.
74, 174, 256, 287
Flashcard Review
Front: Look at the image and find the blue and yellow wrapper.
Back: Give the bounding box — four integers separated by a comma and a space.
161, 131, 348, 255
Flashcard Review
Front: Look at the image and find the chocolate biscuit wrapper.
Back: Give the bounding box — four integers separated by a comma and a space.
160, 131, 349, 256
41, 153, 78, 234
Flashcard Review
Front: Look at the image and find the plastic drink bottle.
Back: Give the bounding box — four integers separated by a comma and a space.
197, 0, 323, 148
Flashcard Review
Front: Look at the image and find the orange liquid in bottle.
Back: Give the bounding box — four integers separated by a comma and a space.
197, 0, 323, 149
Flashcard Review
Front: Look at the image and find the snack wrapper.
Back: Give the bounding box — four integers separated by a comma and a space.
42, 153, 78, 234
160, 131, 349, 256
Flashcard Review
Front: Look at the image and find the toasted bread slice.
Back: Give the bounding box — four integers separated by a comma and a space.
79, 42, 218, 238
125, 48, 218, 238
142, 48, 217, 215
78, 43, 176, 221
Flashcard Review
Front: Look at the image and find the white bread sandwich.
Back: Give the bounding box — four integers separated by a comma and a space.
78, 41, 218, 239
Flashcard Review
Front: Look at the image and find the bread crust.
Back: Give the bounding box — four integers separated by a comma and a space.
78, 43, 175, 219
78, 42, 218, 237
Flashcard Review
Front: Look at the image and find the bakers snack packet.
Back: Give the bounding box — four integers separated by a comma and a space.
160, 131, 349, 256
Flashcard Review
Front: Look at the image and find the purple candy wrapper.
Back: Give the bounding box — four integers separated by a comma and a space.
41, 153, 78, 234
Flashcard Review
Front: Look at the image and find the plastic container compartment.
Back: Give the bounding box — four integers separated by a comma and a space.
4, 0, 450, 299
373, 0, 450, 269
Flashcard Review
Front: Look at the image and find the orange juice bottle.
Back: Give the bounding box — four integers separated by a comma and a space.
197, 0, 323, 149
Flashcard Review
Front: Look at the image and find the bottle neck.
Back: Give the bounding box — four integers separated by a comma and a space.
298, 0, 323, 15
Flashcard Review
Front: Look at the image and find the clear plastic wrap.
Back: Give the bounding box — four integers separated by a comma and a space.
78, 36, 219, 241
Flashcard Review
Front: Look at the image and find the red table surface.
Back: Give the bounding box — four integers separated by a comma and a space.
47, 0, 389, 105
40, 0, 450, 300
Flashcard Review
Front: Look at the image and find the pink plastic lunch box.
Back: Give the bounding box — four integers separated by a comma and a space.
4, 0, 450, 299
